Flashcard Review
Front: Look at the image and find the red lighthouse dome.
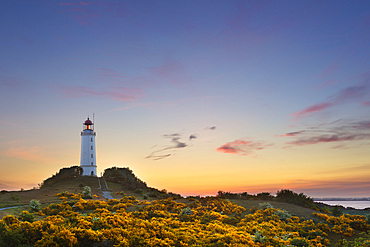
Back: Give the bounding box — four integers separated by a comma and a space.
83, 118, 93, 130
84, 118, 93, 125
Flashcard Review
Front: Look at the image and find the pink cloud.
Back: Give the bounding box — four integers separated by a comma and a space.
0, 76, 29, 90
277, 131, 305, 137
60, 2, 99, 25
292, 74, 370, 119
60, 86, 141, 101
317, 63, 338, 78
216, 138, 271, 155
282, 120, 370, 147
363, 101, 370, 106
59, 2, 91, 6
288, 134, 370, 146
59, 2, 128, 25
315, 79, 337, 89
292, 102, 332, 118
150, 60, 188, 85
95, 68, 125, 79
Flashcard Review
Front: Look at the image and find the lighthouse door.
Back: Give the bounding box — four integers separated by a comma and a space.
91, 171, 94, 176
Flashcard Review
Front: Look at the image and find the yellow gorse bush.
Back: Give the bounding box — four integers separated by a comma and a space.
0, 194, 369, 246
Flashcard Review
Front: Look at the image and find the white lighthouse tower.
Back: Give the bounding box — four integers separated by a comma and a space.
80, 117, 97, 176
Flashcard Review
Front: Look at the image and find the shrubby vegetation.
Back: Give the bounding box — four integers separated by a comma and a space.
1, 191, 369, 246
103, 167, 148, 191
41, 166, 83, 188
105, 167, 182, 199
30, 199, 41, 212
82, 186, 93, 199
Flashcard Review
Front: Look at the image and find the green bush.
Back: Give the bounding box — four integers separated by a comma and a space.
30, 199, 41, 212
18, 211, 34, 222
82, 186, 92, 199
276, 189, 315, 209
253, 230, 266, 243
364, 214, 370, 224
0, 222, 23, 246
259, 202, 273, 209
331, 207, 342, 216
274, 210, 292, 220
290, 237, 310, 246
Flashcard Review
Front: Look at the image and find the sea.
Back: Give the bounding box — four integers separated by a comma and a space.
315, 200, 370, 210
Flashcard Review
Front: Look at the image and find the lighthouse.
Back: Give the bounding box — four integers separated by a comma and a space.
80, 117, 97, 176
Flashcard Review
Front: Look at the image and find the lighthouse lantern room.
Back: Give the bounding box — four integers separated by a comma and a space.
80, 117, 97, 176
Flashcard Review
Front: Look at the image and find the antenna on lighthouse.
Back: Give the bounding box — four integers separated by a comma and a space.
93, 113, 95, 130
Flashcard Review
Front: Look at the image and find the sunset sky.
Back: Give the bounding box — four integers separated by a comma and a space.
0, 0, 369, 198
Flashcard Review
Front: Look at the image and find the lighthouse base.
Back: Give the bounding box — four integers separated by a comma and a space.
81, 166, 97, 177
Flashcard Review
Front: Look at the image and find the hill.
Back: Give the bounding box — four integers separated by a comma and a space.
0, 166, 180, 211
0, 166, 369, 246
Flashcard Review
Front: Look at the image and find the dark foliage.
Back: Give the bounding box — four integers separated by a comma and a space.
255, 192, 274, 200
217, 191, 274, 201
275, 189, 315, 208
103, 167, 148, 191
331, 206, 343, 216
41, 166, 83, 187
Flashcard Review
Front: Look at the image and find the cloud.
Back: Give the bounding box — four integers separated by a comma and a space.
146, 133, 188, 160
145, 154, 171, 161
59, 1, 100, 26
147, 126, 216, 160
280, 119, 370, 147
0, 182, 14, 191
60, 86, 141, 101
95, 68, 126, 80
292, 73, 370, 119
292, 102, 333, 118
216, 138, 271, 155
316, 63, 338, 79
0, 76, 32, 92
277, 131, 306, 137
59, 2, 91, 6
2, 146, 51, 163
285, 179, 370, 198
288, 134, 370, 146
150, 60, 189, 85
189, 134, 197, 140
315, 79, 338, 89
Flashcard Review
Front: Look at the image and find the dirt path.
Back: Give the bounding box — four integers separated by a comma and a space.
0, 206, 20, 211
99, 177, 114, 200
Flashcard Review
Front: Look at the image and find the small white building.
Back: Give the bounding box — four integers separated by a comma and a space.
80, 117, 97, 176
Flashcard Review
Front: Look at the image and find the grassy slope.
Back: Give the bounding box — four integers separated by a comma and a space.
0, 176, 100, 209
1, 174, 368, 222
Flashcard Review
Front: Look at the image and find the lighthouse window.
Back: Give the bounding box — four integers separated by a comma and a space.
91, 162, 93, 166
91, 138, 93, 142
91, 154, 93, 158
91, 146, 93, 150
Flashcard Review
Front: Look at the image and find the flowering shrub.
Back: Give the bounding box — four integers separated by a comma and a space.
313, 212, 369, 237
0, 196, 368, 246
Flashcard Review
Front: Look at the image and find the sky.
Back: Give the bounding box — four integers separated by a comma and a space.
0, 0, 369, 198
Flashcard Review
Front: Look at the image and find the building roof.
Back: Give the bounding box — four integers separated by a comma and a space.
84, 118, 93, 125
